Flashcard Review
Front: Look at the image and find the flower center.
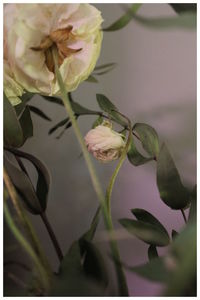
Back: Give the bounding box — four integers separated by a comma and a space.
31, 26, 82, 73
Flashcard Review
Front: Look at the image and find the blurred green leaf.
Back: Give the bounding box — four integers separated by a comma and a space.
51, 242, 105, 296
148, 245, 158, 261
127, 137, 153, 166
164, 223, 196, 296
42, 95, 63, 106
70, 100, 97, 115
82, 240, 108, 287
21, 92, 35, 103
131, 208, 169, 238
133, 12, 196, 30
188, 185, 196, 224
170, 4, 196, 14
92, 116, 103, 128
156, 143, 190, 209
103, 4, 141, 31
4, 94, 24, 148
28, 105, 51, 121
19, 106, 33, 142
80, 206, 101, 245
171, 230, 178, 240
86, 75, 98, 83
4, 155, 42, 214
96, 94, 126, 126
49, 118, 69, 135
6, 148, 51, 212
93, 63, 117, 75
133, 123, 160, 158
129, 257, 169, 282
119, 218, 169, 246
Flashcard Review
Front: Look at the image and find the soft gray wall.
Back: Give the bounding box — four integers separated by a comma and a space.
10, 4, 196, 296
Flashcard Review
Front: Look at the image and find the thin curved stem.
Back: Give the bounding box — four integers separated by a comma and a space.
12, 153, 64, 263
53, 49, 129, 296
3, 168, 52, 292
40, 212, 63, 262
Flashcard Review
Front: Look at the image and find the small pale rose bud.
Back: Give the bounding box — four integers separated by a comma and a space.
84, 124, 126, 163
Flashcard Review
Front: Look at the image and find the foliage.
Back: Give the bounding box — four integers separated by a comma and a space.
3, 3, 196, 297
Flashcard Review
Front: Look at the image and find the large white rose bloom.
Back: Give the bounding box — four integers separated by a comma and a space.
4, 4, 103, 96
84, 124, 126, 163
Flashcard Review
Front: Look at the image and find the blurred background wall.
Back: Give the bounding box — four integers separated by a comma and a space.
5, 3, 196, 296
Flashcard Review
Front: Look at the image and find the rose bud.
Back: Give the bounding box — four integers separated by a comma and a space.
84, 123, 126, 163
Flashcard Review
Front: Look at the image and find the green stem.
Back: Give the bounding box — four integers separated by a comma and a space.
53, 49, 129, 295
3, 168, 52, 293
4, 201, 50, 293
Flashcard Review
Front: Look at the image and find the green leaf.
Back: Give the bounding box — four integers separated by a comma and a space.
42, 95, 64, 106
21, 92, 35, 103
93, 63, 117, 75
129, 257, 169, 283
6, 148, 51, 212
127, 137, 153, 166
148, 245, 158, 261
156, 143, 189, 209
28, 105, 51, 121
103, 4, 141, 31
70, 100, 97, 115
133, 123, 160, 158
131, 208, 169, 239
170, 4, 196, 14
4, 155, 42, 214
133, 12, 196, 30
19, 106, 33, 141
86, 75, 98, 83
188, 185, 197, 224
119, 218, 169, 246
51, 242, 105, 296
92, 116, 103, 128
96, 94, 126, 126
49, 117, 69, 135
171, 230, 178, 240
82, 240, 108, 287
4, 94, 24, 148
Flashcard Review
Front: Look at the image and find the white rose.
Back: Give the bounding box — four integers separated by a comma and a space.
4, 4, 103, 95
4, 60, 24, 106
84, 124, 126, 163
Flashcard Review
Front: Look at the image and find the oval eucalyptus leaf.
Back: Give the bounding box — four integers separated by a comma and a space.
5, 147, 50, 212
49, 117, 69, 135
156, 143, 189, 209
133, 123, 159, 158
188, 185, 197, 224
82, 240, 108, 287
129, 257, 169, 283
86, 75, 98, 83
103, 4, 141, 31
19, 106, 33, 142
4, 94, 24, 148
70, 101, 97, 115
127, 137, 153, 166
148, 245, 158, 261
119, 218, 169, 246
92, 116, 103, 128
4, 155, 42, 214
28, 105, 51, 121
170, 4, 196, 14
96, 94, 126, 126
131, 208, 169, 238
